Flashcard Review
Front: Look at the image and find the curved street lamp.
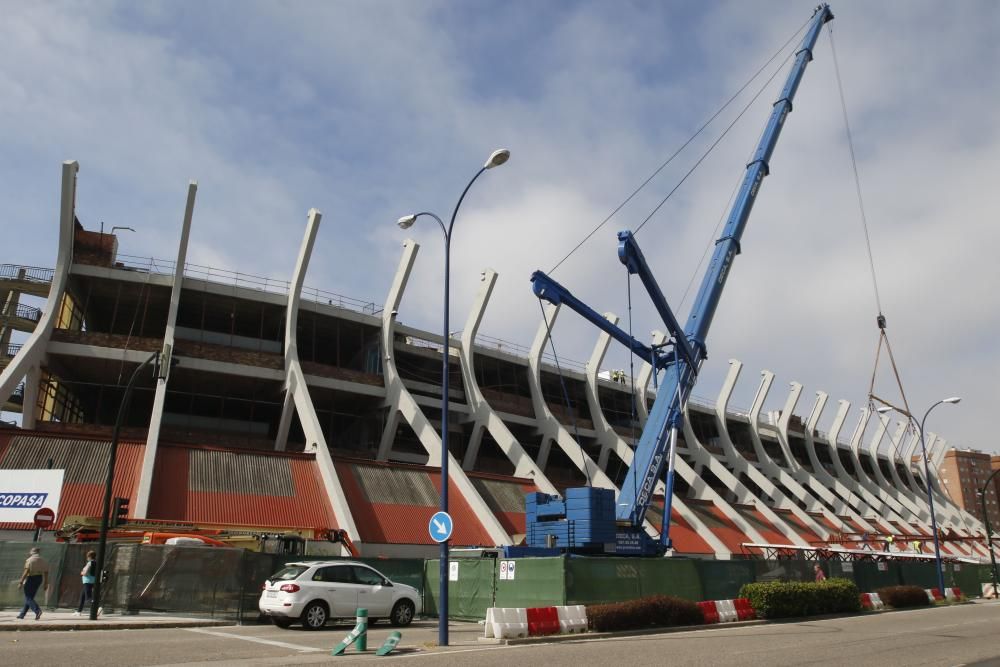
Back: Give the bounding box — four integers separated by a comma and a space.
396, 148, 509, 647
978, 468, 1000, 597
917, 397, 961, 596
877, 397, 960, 594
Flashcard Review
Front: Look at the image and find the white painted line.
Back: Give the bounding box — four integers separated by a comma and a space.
185, 627, 323, 653
387, 646, 511, 660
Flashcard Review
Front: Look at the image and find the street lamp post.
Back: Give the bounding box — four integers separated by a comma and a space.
979, 468, 1000, 596
397, 148, 509, 647
913, 397, 961, 597
90, 350, 169, 621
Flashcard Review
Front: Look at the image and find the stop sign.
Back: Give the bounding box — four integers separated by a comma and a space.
33, 507, 55, 529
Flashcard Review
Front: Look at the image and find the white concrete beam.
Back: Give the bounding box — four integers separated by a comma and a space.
376, 239, 511, 546
0, 161, 77, 405
134, 182, 196, 519
457, 269, 556, 494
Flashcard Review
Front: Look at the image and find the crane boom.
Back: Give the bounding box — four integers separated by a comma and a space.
524, 4, 834, 555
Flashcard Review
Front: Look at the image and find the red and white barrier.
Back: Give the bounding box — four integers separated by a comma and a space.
485, 605, 587, 639
698, 598, 756, 624
860, 592, 885, 610
925, 588, 944, 603
944, 587, 963, 600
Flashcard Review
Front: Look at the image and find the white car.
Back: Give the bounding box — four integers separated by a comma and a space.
258, 561, 421, 630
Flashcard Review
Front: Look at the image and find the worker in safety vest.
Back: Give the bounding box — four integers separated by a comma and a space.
884, 534, 894, 552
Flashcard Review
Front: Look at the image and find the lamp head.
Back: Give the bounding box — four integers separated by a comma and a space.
943, 396, 962, 404
397, 214, 417, 230
484, 148, 510, 169
877, 406, 893, 414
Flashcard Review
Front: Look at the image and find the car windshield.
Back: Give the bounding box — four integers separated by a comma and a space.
269, 565, 308, 582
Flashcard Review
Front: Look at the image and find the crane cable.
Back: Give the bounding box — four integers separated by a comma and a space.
535, 298, 592, 487
827, 24, 913, 421
547, 15, 813, 275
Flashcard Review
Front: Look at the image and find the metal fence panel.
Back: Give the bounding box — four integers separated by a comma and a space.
424, 558, 496, 620
697, 559, 756, 601
494, 557, 566, 609
0, 541, 66, 610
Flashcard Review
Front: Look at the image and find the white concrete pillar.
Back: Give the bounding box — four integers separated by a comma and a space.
712, 360, 828, 539
746, 371, 840, 533
0, 161, 77, 405
134, 182, 196, 519
267, 209, 359, 543
377, 239, 511, 545
457, 269, 556, 493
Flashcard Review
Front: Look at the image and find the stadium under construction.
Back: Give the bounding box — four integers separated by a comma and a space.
0, 160, 997, 566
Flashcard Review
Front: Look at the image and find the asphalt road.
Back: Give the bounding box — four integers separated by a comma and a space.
2, 602, 1000, 667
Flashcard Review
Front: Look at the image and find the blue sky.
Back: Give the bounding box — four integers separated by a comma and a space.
2, 1, 998, 455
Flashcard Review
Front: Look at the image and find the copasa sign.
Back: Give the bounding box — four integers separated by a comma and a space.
0, 469, 65, 523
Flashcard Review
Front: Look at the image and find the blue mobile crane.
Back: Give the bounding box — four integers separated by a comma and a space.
524, 4, 835, 556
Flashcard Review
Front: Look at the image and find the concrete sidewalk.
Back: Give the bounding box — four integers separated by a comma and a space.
0, 609, 231, 631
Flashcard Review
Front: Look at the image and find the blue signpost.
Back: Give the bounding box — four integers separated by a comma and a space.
429, 511, 453, 543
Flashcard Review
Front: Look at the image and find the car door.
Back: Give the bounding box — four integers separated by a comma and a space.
352, 565, 394, 616
312, 565, 358, 617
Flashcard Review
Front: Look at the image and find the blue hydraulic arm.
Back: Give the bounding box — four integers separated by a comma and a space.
531, 270, 666, 368
616, 3, 834, 534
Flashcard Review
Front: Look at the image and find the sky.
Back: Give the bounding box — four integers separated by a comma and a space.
1, 1, 997, 455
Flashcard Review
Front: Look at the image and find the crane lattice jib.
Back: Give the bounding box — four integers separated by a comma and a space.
617, 4, 834, 529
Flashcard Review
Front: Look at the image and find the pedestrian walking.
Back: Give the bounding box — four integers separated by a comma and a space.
75, 550, 97, 616
17, 547, 49, 620
814, 564, 827, 582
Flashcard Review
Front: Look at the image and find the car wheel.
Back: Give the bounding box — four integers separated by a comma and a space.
301, 601, 328, 630
390, 599, 415, 627
272, 618, 294, 629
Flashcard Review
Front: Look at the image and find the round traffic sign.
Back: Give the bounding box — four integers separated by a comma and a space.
33, 507, 55, 529
428, 511, 454, 543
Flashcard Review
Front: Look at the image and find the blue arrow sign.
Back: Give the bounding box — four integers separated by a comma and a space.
428, 511, 453, 543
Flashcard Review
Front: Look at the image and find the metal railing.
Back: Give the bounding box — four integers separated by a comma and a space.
9, 303, 41, 322
0, 264, 54, 283
470, 332, 587, 373
4, 343, 21, 358
112, 254, 381, 316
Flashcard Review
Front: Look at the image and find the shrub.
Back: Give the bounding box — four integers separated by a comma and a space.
585, 594, 704, 632
875, 585, 930, 609
739, 578, 861, 619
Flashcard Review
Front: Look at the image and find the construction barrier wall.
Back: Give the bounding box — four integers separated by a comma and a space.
424, 556, 498, 620
0, 540, 994, 622
425, 555, 998, 621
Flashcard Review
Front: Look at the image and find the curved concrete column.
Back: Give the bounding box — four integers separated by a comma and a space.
457, 269, 556, 495
634, 331, 665, 425
884, 422, 932, 523
713, 360, 828, 539
376, 239, 511, 546
134, 182, 197, 519
746, 371, 840, 533
775, 383, 866, 525
866, 415, 927, 522
682, 407, 810, 547
582, 311, 627, 471
0, 161, 77, 406
847, 408, 907, 521
271, 210, 359, 542
527, 303, 610, 487
798, 391, 879, 534
823, 399, 899, 535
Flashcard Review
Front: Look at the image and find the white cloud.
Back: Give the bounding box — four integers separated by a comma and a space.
1, 0, 996, 451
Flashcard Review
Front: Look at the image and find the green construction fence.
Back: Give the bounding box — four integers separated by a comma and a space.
423, 555, 996, 621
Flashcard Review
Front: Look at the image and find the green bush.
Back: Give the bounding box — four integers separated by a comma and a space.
585, 594, 704, 632
739, 578, 861, 619
875, 585, 930, 609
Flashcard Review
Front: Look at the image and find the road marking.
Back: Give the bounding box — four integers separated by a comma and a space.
387, 646, 510, 660
185, 628, 323, 653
